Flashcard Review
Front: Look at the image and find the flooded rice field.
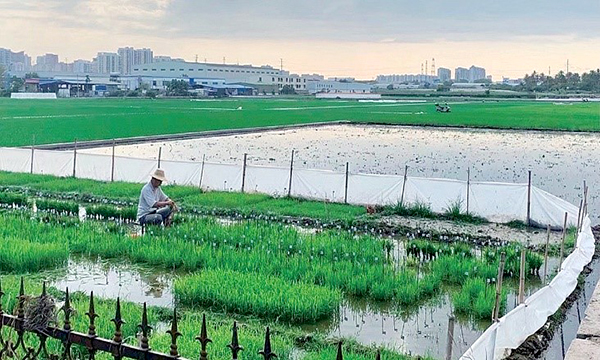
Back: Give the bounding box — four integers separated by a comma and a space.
82, 124, 600, 222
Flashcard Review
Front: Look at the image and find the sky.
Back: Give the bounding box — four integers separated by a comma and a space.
0, 0, 599, 80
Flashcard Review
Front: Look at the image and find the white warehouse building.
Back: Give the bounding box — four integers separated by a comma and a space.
306, 80, 373, 94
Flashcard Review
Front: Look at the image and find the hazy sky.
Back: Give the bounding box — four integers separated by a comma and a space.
1, 0, 599, 79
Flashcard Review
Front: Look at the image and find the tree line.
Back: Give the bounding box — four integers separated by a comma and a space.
517, 69, 600, 93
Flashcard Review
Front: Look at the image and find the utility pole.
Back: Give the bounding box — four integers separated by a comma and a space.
280, 58, 283, 71
567, 59, 569, 73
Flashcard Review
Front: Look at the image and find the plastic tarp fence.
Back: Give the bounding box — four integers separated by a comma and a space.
404, 177, 467, 213
200, 162, 243, 192
0, 148, 33, 174
346, 173, 404, 205
291, 168, 346, 202
245, 164, 290, 196
468, 182, 529, 224
460, 216, 595, 359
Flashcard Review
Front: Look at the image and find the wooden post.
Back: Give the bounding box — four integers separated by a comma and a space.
344, 162, 349, 204
466, 167, 471, 214
110, 139, 116, 182
526, 170, 532, 226
241, 153, 247, 193
30, 135, 35, 174
559, 212, 568, 269
400, 165, 408, 206
583, 181, 589, 217
493, 252, 506, 322
445, 316, 455, 360
518, 248, 526, 304
198, 154, 206, 189
576, 199, 583, 233
157, 147, 162, 168
543, 224, 550, 283
72, 139, 77, 178
287, 150, 294, 197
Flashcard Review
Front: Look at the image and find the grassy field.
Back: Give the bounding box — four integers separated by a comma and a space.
0, 98, 599, 147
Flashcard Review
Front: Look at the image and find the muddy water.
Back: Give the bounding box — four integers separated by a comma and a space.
46, 250, 560, 360
82, 123, 600, 223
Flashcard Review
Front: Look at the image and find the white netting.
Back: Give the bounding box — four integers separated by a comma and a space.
0, 146, 593, 360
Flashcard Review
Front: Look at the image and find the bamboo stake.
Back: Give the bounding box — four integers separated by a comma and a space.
198, 154, 206, 189
30, 135, 35, 174
543, 224, 550, 283
241, 153, 247, 193
466, 167, 470, 214
110, 139, 115, 182
526, 170, 532, 226
157, 147, 162, 168
344, 162, 349, 204
518, 248, 526, 304
559, 212, 568, 269
287, 150, 294, 197
576, 199, 583, 233
445, 316, 455, 360
72, 139, 78, 178
400, 165, 408, 206
493, 252, 506, 322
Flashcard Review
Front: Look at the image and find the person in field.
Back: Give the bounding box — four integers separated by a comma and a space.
137, 169, 177, 226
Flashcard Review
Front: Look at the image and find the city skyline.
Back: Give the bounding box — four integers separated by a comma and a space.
0, 1, 598, 80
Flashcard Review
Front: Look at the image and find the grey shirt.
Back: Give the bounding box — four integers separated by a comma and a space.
137, 182, 168, 220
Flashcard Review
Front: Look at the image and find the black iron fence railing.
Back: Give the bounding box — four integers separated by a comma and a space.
0, 278, 375, 360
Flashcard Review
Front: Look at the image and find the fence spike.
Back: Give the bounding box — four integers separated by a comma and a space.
86, 291, 99, 337
138, 302, 152, 350
0, 279, 4, 315
166, 308, 181, 357
41, 281, 47, 297
63, 287, 72, 331
336, 341, 343, 360
258, 327, 277, 360
17, 276, 25, 319
375, 349, 381, 360
195, 314, 212, 360
227, 321, 243, 360
111, 297, 125, 344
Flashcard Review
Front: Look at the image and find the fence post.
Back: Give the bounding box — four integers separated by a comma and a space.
518, 248, 526, 304
400, 165, 408, 206
110, 139, 116, 182
559, 212, 568, 268
577, 199, 583, 232
157, 147, 162, 168
445, 316, 455, 360
543, 224, 550, 283
466, 167, 470, 214
493, 252, 506, 322
72, 139, 77, 178
526, 170, 532, 226
583, 180, 588, 217
287, 150, 294, 197
241, 153, 247, 193
198, 154, 206, 189
30, 135, 35, 174
344, 162, 349, 204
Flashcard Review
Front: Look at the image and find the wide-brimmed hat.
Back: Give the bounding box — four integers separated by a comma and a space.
151, 169, 167, 182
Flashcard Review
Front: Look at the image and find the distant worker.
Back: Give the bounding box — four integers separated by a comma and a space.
137, 169, 176, 226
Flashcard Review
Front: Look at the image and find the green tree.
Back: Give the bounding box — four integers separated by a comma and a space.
9, 76, 24, 93
280, 84, 296, 94
25, 72, 39, 79
0, 65, 6, 90
166, 80, 190, 96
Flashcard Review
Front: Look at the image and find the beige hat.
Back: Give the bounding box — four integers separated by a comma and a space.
151, 169, 167, 182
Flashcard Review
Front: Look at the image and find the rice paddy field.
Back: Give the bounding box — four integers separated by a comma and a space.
0, 180, 572, 359
0, 98, 599, 147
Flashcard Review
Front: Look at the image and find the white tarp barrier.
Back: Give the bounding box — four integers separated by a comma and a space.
75, 153, 113, 182
530, 187, 579, 227
469, 182, 529, 223
245, 164, 290, 196
292, 168, 346, 202
460, 216, 595, 359
34, 149, 73, 177
200, 162, 243, 192
403, 177, 467, 213
346, 173, 404, 205
0, 147, 32, 173
114, 156, 156, 183
160, 159, 202, 186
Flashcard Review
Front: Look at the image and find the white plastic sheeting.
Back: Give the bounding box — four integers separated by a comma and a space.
460, 216, 595, 359
0, 147, 580, 227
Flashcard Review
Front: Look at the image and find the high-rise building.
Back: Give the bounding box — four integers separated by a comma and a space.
454, 67, 469, 82
118, 47, 135, 74
468, 65, 486, 82
35, 53, 59, 72
437, 67, 451, 82
95, 52, 120, 74
73, 60, 93, 74
134, 48, 153, 65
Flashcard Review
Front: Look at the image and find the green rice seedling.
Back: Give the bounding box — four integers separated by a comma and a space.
174, 269, 341, 323
0, 236, 68, 273
33, 198, 79, 214
453, 277, 507, 320
300, 337, 436, 360
85, 204, 137, 220
0, 191, 28, 207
